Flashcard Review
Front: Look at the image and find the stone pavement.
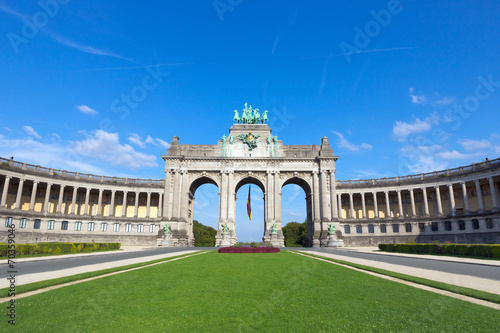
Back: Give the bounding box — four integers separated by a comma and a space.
298, 248, 500, 295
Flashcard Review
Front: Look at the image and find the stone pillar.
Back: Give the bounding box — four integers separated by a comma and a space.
163, 170, 172, 218
109, 190, 116, 217
1, 176, 11, 208
180, 171, 189, 221
435, 186, 443, 216
158, 192, 163, 218
397, 190, 403, 218
337, 193, 342, 219
361, 192, 366, 219
121, 191, 128, 217
384, 191, 391, 218
409, 189, 416, 217
171, 171, 181, 220
320, 171, 332, 221
488, 177, 498, 209
134, 191, 140, 218
14, 178, 24, 209
71, 187, 78, 214
475, 179, 485, 211
372, 192, 378, 218
330, 171, 338, 219
348, 192, 354, 219
56, 185, 65, 213
219, 172, 228, 222
422, 187, 430, 217
97, 188, 103, 216
29, 181, 38, 211
448, 184, 456, 216
265, 171, 274, 222
227, 171, 235, 223
274, 171, 281, 222
461, 182, 470, 213
146, 191, 151, 218
44, 183, 53, 214
83, 187, 90, 215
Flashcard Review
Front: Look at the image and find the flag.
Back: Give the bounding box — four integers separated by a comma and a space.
247, 185, 252, 220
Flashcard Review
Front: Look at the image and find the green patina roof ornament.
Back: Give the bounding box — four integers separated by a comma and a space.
233, 103, 269, 124
237, 130, 261, 150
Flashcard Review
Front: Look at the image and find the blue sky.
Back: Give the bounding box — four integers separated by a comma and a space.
1, 1, 499, 241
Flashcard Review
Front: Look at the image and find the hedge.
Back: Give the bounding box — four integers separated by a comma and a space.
218, 247, 280, 253
378, 243, 500, 258
0, 242, 121, 257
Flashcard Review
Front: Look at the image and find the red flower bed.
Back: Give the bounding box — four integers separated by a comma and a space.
218, 247, 280, 253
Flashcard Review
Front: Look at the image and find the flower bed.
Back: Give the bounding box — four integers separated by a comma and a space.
218, 247, 280, 253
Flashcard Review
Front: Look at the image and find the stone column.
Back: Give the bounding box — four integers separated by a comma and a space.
109, 190, 116, 217
56, 185, 65, 213
348, 192, 354, 219
227, 171, 235, 223
397, 190, 403, 218
163, 170, 172, 218
274, 171, 281, 222
29, 181, 38, 211
1, 176, 11, 208
475, 179, 485, 211
146, 191, 151, 218
361, 192, 366, 219
134, 191, 140, 218
488, 177, 498, 209
219, 172, 228, 222
83, 187, 90, 215
158, 192, 163, 218
372, 192, 379, 218
330, 171, 338, 219
14, 178, 24, 209
121, 191, 128, 217
320, 171, 332, 221
435, 186, 443, 216
461, 182, 470, 213
180, 171, 189, 221
448, 184, 456, 216
409, 188, 416, 217
171, 171, 181, 220
71, 187, 78, 214
97, 188, 103, 216
422, 187, 430, 217
44, 183, 53, 214
384, 191, 391, 218
337, 193, 342, 219
265, 171, 274, 222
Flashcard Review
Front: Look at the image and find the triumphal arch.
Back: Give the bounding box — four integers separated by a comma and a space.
162, 104, 339, 247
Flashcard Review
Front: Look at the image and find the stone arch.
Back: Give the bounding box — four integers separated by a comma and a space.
234, 175, 266, 194
282, 176, 314, 246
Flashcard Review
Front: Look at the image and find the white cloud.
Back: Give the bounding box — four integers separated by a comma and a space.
146, 135, 170, 149
76, 105, 98, 115
73, 130, 157, 169
459, 139, 491, 151
392, 117, 432, 142
436, 150, 481, 160
3, 127, 12, 131
332, 131, 372, 151
410, 94, 426, 104
128, 133, 146, 148
436, 97, 455, 105
23, 125, 41, 139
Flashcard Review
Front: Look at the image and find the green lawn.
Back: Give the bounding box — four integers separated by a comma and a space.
2, 251, 499, 332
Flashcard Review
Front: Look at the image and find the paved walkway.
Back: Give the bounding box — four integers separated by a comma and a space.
298, 248, 500, 295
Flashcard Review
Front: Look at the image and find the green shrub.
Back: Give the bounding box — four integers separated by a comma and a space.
0, 242, 121, 257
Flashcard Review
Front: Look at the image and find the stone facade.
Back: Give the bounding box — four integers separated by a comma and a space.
0, 120, 499, 247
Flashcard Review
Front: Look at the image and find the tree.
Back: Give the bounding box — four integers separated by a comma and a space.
193, 220, 217, 247
282, 221, 307, 247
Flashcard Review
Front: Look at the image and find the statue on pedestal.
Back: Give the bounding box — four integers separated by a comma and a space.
270, 223, 277, 234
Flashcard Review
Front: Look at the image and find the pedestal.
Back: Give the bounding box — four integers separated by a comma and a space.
269, 232, 280, 247
219, 232, 231, 247
326, 234, 344, 247
162, 233, 172, 246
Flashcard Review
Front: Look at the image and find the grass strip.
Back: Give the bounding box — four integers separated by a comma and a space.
292, 251, 500, 304
0, 250, 209, 298
0, 248, 122, 260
